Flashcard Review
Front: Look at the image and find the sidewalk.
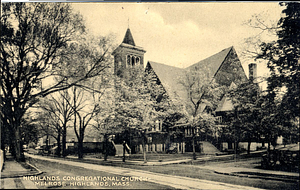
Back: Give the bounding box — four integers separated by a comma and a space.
0, 153, 39, 189
66, 155, 192, 166
66, 150, 264, 166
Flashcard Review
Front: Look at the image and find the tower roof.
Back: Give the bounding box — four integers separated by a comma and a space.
122, 28, 135, 46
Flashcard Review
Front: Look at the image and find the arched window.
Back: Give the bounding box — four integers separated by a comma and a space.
136, 57, 140, 65
127, 55, 131, 67
131, 56, 135, 66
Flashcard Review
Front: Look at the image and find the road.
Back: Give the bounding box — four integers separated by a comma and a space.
27, 158, 171, 189
121, 157, 298, 190
26, 154, 262, 189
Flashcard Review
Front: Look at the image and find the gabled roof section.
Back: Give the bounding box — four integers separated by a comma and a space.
229, 81, 237, 90
122, 28, 135, 46
186, 46, 233, 77
215, 96, 234, 112
215, 81, 236, 112
146, 61, 188, 103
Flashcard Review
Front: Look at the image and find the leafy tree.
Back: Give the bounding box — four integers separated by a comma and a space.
229, 81, 262, 154
113, 67, 171, 162
259, 90, 282, 150
92, 84, 123, 161
19, 112, 39, 145
179, 67, 224, 159
0, 3, 111, 161
255, 2, 300, 143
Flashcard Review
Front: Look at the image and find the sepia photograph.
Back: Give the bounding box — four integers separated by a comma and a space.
1, 1, 299, 189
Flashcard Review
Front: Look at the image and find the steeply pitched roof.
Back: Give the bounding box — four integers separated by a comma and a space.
215, 82, 236, 112
122, 28, 135, 46
146, 61, 188, 103
215, 96, 234, 112
186, 46, 233, 77
147, 46, 244, 114
147, 47, 234, 101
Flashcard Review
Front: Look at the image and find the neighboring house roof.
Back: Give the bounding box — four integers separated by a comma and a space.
186, 46, 233, 78
38, 136, 56, 146
66, 129, 101, 142
122, 28, 135, 46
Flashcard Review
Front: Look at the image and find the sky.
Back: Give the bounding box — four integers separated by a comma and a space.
71, 2, 284, 79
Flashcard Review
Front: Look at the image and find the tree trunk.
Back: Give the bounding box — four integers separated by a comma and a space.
192, 137, 196, 160
12, 125, 25, 162
46, 134, 49, 155
104, 134, 108, 161
122, 141, 126, 162
247, 140, 251, 154
267, 141, 271, 151
78, 139, 83, 159
78, 131, 84, 159
234, 140, 240, 162
142, 133, 147, 163
56, 129, 61, 157
62, 125, 67, 157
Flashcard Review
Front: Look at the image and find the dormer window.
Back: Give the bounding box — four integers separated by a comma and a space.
155, 120, 162, 131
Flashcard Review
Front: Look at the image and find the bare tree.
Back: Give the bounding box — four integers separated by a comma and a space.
0, 3, 112, 161
37, 90, 74, 157
68, 87, 103, 159
240, 11, 280, 61
34, 110, 61, 155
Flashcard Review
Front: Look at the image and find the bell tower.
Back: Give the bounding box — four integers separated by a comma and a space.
112, 28, 146, 76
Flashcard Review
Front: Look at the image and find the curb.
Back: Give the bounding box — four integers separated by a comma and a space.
25, 161, 44, 176
65, 155, 195, 166
0, 161, 43, 179
213, 170, 299, 183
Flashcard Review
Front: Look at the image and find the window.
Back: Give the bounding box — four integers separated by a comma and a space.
136, 57, 140, 65
152, 126, 156, 132
155, 120, 160, 131
127, 55, 131, 67
131, 56, 135, 66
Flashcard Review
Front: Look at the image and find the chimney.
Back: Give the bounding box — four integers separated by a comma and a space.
248, 63, 257, 83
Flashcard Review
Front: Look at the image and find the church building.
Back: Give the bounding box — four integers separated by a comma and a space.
112, 28, 256, 154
